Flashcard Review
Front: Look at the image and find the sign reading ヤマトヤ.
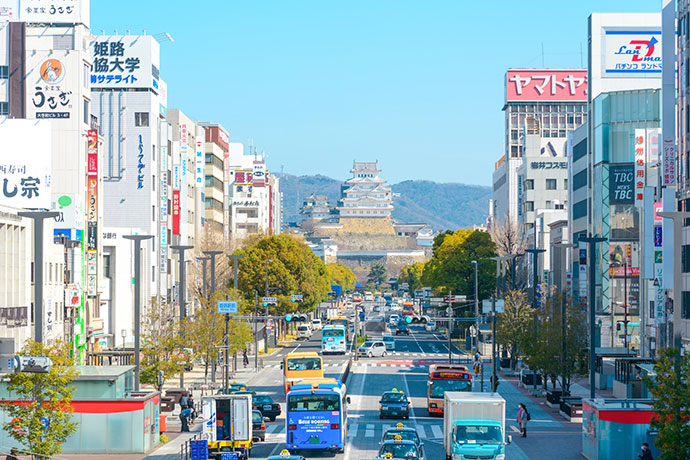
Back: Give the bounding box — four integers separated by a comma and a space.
90, 35, 160, 89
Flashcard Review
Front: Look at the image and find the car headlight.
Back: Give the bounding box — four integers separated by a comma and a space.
496, 455, 505, 460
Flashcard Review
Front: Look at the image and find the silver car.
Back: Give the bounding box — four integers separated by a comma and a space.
358, 340, 388, 358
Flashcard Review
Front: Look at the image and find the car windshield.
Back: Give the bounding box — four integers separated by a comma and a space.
382, 392, 407, 402
252, 411, 262, 423
323, 329, 345, 337
383, 336, 394, 342
383, 431, 419, 444
288, 394, 340, 411
362, 341, 374, 347
286, 358, 322, 371
430, 379, 471, 397
379, 443, 418, 459
298, 326, 308, 331
254, 395, 271, 404
455, 425, 503, 444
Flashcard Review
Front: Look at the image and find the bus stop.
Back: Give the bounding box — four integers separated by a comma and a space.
593, 347, 637, 390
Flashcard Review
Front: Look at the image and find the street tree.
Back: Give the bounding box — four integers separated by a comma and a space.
490, 218, 527, 288
2, 339, 78, 460
367, 263, 387, 286
643, 348, 690, 460
398, 263, 425, 295
496, 289, 532, 369
140, 300, 188, 391
326, 264, 357, 291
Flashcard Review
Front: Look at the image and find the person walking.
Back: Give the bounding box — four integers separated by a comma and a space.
179, 407, 192, 432
187, 394, 196, 421
517, 403, 529, 437
243, 349, 249, 368
636, 442, 653, 460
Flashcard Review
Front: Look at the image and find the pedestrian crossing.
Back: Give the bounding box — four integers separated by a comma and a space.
263, 420, 446, 440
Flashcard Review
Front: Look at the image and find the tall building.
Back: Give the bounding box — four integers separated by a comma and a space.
336, 161, 393, 218
199, 123, 229, 236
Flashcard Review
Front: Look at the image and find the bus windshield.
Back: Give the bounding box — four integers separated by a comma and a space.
430, 379, 471, 397
288, 394, 340, 411
455, 424, 502, 444
323, 328, 345, 337
287, 358, 322, 371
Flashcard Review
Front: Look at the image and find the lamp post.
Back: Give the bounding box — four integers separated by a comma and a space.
225, 254, 245, 392
553, 241, 577, 394
171, 245, 193, 389
202, 250, 223, 295
470, 260, 479, 353
580, 234, 607, 400
490, 256, 510, 392
123, 234, 154, 392
264, 259, 272, 353
18, 211, 60, 343
196, 256, 210, 297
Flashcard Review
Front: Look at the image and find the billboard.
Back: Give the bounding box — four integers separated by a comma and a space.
253, 161, 266, 187
0, 120, 52, 209
0, 0, 88, 25
195, 136, 204, 185
608, 163, 634, 204
602, 30, 662, 77
26, 52, 80, 119
172, 190, 180, 235
505, 69, 587, 102
90, 35, 160, 90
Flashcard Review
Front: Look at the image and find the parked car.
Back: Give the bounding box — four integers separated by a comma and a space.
382, 335, 396, 351
358, 340, 387, 358
251, 394, 281, 421
252, 409, 266, 441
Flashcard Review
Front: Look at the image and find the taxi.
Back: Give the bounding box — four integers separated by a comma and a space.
375, 435, 422, 460
379, 389, 410, 419
380, 423, 425, 459
266, 449, 306, 460
216, 380, 247, 395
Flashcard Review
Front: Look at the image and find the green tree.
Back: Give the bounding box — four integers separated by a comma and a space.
398, 263, 425, 295
367, 263, 387, 286
496, 290, 532, 369
326, 264, 356, 290
2, 339, 78, 460
140, 300, 188, 391
643, 348, 690, 460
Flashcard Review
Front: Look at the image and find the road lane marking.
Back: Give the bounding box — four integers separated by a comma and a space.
348, 422, 358, 439
416, 425, 426, 438
401, 371, 417, 430
365, 424, 375, 437
431, 425, 443, 439
344, 357, 368, 460
510, 425, 520, 432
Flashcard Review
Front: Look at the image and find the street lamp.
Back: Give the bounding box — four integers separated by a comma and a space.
202, 250, 223, 295
264, 259, 273, 353
224, 254, 245, 392
470, 260, 479, 353
120, 328, 127, 350
196, 256, 210, 297
490, 256, 510, 392
553, 242, 577, 393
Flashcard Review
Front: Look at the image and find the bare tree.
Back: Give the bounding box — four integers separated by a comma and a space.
490, 217, 528, 289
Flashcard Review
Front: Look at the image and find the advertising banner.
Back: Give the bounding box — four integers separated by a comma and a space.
662, 0, 676, 186
602, 30, 662, 77
172, 190, 180, 235
26, 52, 80, 119
608, 163, 634, 204
8, 0, 88, 25
180, 124, 188, 154
88, 130, 98, 177
253, 161, 266, 187
0, 120, 52, 209
91, 35, 159, 90
195, 137, 204, 185
505, 69, 587, 102
87, 177, 97, 224
634, 129, 646, 206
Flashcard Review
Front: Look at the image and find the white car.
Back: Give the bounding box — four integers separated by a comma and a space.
297, 325, 311, 340
358, 340, 387, 358
311, 319, 323, 330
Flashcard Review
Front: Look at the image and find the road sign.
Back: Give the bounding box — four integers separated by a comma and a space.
217, 300, 238, 314
444, 295, 456, 303
262, 297, 277, 302
40, 417, 49, 429
291, 294, 303, 300
482, 299, 505, 313
446, 307, 453, 314
430, 297, 444, 302
266, 319, 274, 328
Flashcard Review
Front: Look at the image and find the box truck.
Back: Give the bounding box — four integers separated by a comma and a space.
443, 392, 511, 460
202, 393, 253, 459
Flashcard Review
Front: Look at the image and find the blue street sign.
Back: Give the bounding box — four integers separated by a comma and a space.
217, 301, 238, 314
40, 417, 49, 429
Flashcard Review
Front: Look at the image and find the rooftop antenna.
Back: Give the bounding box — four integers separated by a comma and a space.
580, 42, 583, 68
541, 42, 544, 67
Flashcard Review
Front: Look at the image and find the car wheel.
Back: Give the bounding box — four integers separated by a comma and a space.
383, 351, 387, 357
269, 416, 276, 421
368, 352, 373, 358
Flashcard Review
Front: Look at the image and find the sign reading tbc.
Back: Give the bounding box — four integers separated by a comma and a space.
608, 163, 634, 205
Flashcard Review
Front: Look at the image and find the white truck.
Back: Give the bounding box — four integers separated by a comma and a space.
202, 393, 253, 459
443, 392, 511, 460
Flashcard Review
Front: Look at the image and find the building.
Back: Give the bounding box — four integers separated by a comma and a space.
300, 194, 334, 220
336, 161, 393, 218
199, 123, 229, 236
493, 69, 587, 224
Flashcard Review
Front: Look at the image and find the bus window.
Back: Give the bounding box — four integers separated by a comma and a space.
288, 394, 340, 412
287, 358, 322, 371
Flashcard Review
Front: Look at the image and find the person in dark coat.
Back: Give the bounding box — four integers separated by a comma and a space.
517, 403, 528, 437
179, 394, 190, 410
637, 443, 653, 460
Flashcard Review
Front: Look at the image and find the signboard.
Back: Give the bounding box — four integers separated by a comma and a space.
86, 250, 97, 275
195, 137, 204, 185
52, 194, 83, 231
217, 301, 238, 314
262, 297, 277, 302
253, 161, 266, 187
87, 177, 97, 226
608, 163, 634, 204
233, 170, 253, 185
654, 222, 664, 323
3, 0, 88, 25
482, 299, 505, 313
634, 129, 646, 206
180, 124, 188, 154
90, 35, 159, 89
88, 130, 98, 176
0, 120, 52, 209
136, 134, 145, 190
603, 30, 662, 76
529, 161, 568, 170
26, 52, 79, 119
506, 69, 587, 102
172, 190, 180, 235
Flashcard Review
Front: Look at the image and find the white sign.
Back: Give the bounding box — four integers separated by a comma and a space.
262, 297, 277, 302
51, 194, 83, 230
603, 30, 662, 77
253, 161, 266, 187
0, 120, 52, 209
1, 0, 88, 25
26, 52, 79, 119
578, 264, 588, 298
180, 124, 188, 154
482, 299, 505, 314
195, 137, 204, 185
662, 2, 676, 186
90, 35, 159, 90
634, 129, 646, 207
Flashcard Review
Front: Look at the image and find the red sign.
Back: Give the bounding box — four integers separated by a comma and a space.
172, 190, 180, 235
505, 69, 587, 102
87, 129, 98, 178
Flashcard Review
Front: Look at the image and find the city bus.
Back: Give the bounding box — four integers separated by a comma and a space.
286, 381, 349, 453
427, 364, 472, 415
329, 316, 350, 341
321, 325, 347, 354
282, 352, 324, 393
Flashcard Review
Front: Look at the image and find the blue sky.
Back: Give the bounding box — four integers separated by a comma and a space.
92, 1, 655, 186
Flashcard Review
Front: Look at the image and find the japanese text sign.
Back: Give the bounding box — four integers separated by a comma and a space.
90, 35, 159, 89
0, 0, 88, 25
0, 120, 51, 209
609, 163, 634, 205
506, 69, 587, 102
603, 30, 662, 77
172, 190, 180, 236
88, 130, 98, 178
26, 52, 78, 119
195, 138, 204, 185
634, 129, 646, 206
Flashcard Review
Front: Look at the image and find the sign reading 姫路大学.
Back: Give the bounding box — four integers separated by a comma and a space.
0, 120, 52, 209
90, 35, 160, 90
603, 29, 662, 77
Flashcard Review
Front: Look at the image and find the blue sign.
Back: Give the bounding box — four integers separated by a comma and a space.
40, 417, 49, 429
654, 226, 662, 248
217, 301, 238, 314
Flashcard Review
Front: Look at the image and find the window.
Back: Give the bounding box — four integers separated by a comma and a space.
573, 170, 587, 190
525, 201, 534, 212
83, 63, 90, 87
683, 245, 690, 273
649, 301, 654, 319
135, 112, 149, 127
0, 65, 8, 78
573, 199, 587, 220
0, 102, 7, 116
103, 255, 111, 278
546, 179, 557, 190
682, 291, 690, 319
545, 200, 552, 209
564, 179, 568, 189
525, 179, 534, 190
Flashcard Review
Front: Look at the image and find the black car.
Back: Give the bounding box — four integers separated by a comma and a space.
252, 409, 266, 441
395, 321, 410, 336
252, 394, 281, 421
379, 389, 410, 419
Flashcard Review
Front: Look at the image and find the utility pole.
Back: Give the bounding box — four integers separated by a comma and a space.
447, 292, 453, 364
580, 233, 607, 400
123, 234, 154, 392
171, 244, 193, 389
225, 254, 244, 393
196, 256, 210, 298
19, 211, 60, 344
471, 260, 479, 353
264, 258, 272, 353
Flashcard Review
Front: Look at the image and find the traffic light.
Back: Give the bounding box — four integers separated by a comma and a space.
405, 316, 412, 324
285, 314, 293, 322
263, 301, 278, 308
14, 356, 52, 373
616, 322, 621, 332
291, 295, 303, 303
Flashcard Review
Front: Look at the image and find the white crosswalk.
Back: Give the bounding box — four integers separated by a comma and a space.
262, 420, 445, 439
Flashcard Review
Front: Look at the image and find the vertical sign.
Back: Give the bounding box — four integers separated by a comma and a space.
195, 136, 204, 185
662, 0, 676, 186
634, 129, 645, 206
172, 190, 180, 235
654, 202, 665, 323
578, 245, 587, 298
87, 129, 98, 298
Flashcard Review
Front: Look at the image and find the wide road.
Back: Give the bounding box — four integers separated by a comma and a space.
245, 309, 580, 460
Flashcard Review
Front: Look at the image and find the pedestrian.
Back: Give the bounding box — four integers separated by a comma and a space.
179, 393, 189, 410
517, 402, 529, 437
179, 407, 192, 432
637, 442, 653, 460
187, 394, 196, 421
243, 349, 249, 368
5, 448, 18, 460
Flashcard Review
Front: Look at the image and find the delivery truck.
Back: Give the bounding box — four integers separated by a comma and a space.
202, 393, 253, 459
443, 392, 511, 460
